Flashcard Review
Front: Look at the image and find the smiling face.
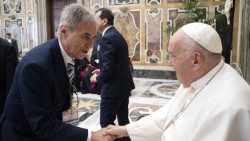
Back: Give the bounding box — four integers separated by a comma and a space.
59, 21, 97, 59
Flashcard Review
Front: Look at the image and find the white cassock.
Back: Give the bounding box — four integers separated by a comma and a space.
126, 60, 250, 141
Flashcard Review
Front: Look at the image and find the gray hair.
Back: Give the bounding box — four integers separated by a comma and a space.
57, 4, 97, 36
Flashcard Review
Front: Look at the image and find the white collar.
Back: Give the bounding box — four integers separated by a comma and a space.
102, 26, 112, 36
190, 59, 224, 94
58, 39, 74, 66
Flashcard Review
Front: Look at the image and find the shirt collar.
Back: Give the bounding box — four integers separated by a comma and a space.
58, 39, 74, 66
190, 59, 224, 93
102, 26, 112, 36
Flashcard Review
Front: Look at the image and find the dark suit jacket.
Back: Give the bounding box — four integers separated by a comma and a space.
10, 39, 19, 55
0, 38, 88, 141
97, 26, 135, 98
90, 32, 102, 68
0, 38, 18, 115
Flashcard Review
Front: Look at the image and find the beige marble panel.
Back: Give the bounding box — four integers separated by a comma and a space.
25, 0, 33, 13
115, 10, 140, 60
145, 8, 162, 63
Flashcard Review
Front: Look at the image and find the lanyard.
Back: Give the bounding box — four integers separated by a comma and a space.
163, 62, 224, 131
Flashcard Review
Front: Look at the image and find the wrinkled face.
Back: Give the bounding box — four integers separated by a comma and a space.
60, 21, 97, 59
168, 31, 193, 87
95, 11, 107, 32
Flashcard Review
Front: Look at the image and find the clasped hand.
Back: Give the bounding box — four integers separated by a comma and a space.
91, 125, 128, 141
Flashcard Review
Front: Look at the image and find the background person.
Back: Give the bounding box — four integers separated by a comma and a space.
5, 33, 19, 56
90, 32, 102, 68
90, 8, 135, 141
103, 22, 250, 141
0, 37, 18, 115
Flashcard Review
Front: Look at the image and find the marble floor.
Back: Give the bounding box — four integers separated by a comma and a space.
72, 78, 180, 130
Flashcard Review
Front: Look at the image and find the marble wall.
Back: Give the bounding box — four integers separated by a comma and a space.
0, 0, 231, 79
0, 0, 38, 55
83, 0, 227, 78
83, 0, 227, 71
238, 0, 250, 83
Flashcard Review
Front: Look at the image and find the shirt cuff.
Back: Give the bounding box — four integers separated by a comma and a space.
87, 130, 92, 141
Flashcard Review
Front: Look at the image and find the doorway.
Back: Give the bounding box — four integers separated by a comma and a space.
47, 0, 77, 39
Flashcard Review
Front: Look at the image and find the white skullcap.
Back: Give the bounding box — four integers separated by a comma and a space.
181, 22, 222, 54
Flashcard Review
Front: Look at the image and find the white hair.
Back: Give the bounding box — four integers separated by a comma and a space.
57, 4, 97, 36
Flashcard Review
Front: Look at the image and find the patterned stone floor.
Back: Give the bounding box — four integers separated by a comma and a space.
71, 78, 180, 130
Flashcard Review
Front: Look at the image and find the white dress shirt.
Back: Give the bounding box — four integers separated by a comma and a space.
58, 40, 91, 141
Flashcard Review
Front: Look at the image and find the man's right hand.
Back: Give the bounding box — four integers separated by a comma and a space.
91, 131, 114, 141
102, 125, 129, 139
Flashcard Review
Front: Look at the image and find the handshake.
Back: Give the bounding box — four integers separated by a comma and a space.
91, 125, 128, 141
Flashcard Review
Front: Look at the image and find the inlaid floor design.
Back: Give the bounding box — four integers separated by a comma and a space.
73, 78, 180, 130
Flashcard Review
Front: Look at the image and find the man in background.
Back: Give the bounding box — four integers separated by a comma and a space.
91, 8, 135, 141
5, 33, 19, 56
0, 37, 18, 116
90, 32, 102, 68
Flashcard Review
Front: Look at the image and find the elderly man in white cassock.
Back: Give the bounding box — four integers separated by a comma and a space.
102, 22, 250, 141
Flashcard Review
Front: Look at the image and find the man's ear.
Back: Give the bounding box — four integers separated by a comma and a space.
193, 51, 204, 71
103, 18, 108, 25
60, 25, 68, 37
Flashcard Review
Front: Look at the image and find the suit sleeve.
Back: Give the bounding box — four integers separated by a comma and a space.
19, 63, 88, 141
5, 43, 18, 95
96, 36, 115, 84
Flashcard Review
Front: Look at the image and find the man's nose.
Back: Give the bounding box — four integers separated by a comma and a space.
85, 39, 93, 49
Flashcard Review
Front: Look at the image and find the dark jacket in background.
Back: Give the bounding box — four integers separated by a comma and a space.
97, 26, 135, 128
10, 39, 19, 55
90, 32, 102, 68
0, 38, 18, 115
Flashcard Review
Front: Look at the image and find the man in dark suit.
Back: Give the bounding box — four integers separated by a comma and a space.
90, 32, 102, 68
5, 33, 19, 56
0, 37, 18, 115
91, 8, 135, 141
0, 4, 112, 141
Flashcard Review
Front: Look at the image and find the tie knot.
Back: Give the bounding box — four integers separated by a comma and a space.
67, 62, 74, 68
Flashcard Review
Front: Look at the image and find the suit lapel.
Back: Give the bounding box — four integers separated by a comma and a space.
51, 39, 70, 99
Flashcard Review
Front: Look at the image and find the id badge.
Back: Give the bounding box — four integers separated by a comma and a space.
62, 94, 79, 123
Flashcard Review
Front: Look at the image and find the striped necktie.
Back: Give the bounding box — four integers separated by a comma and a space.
66, 60, 75, 84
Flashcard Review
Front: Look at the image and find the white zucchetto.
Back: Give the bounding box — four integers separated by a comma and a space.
182, 22, 222, 54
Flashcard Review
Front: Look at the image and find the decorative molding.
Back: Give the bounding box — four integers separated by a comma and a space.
26, 0, 34, 13
147, 0, 162, 5
4, 18, 23, 52
3, 0, 22, 14
109, 0, 140, 6
115, 10, 140, 61
145, 8, 162, 63
26, 17, 36, 49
